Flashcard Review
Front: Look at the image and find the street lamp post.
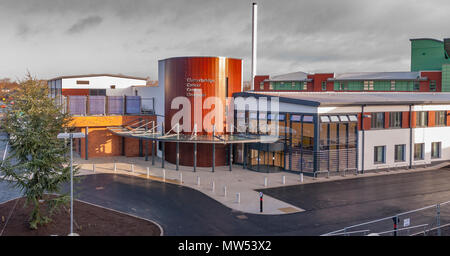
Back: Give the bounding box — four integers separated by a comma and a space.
57, 132, 85, 236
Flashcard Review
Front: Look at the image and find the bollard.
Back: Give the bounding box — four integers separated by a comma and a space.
223, 186, 227, 197
131, 163, 134, 173
113, 162, 117, 173
197, 176, 200, 186
236, 193, 240, 204
264, 177, 268, 187
300, 173, 304, 183
146, 167, 150, 178
259, 192, 263, 213
93, 163, 95, 173
179, 172, 183, 184
163, 169, 166, 181
212, 181, 215, 193
282, 175, 286, 185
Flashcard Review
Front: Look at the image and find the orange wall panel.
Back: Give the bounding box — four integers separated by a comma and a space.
362, 113, 371, 130
428, 111, 435, 127
402, 111, 410, 128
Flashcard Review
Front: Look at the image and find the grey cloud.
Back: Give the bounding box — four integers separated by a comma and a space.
66, 16, 103, 34
0, 0, 449, 80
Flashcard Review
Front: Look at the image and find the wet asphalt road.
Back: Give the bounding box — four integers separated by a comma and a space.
64, 168, 450, 236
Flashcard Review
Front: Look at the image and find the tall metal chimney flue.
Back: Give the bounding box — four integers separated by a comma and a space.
251, 2, 258, 91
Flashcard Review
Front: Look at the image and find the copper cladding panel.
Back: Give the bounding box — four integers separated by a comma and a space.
162, 56, 242, 167
163, 56, 242, 135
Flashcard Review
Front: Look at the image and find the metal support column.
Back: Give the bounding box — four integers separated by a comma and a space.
139, 118, 143, 157
336, 123, 340, 172
176, 123, 179, 171
194, 143, 197, 172
176, 142, 179, 171
152, 140, 155, 165
313, 114, 320, 174
212, 125, 215, 173
145, 126, 149, 161
161, 123, 165, 169
243, 144, 247, 169
229, 144, 233, 172
85, 126, 89, 160
361, 105, 365, 174
327, 123, 331, 172
409, 104, 413, 169
289, 116, 293, 171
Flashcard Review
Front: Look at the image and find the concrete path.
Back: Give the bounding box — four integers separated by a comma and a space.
74, 156, 304, 215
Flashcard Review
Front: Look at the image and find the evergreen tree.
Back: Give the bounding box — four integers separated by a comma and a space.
0, 74, 77, 229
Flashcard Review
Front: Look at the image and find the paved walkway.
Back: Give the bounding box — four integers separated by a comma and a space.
74, 156, 304, 215
73, 155, 450, 215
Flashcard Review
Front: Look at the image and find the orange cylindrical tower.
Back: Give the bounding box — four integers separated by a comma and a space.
160, 56, 242, 167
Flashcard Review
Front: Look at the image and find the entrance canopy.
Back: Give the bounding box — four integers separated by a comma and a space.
107, 119, 279, 144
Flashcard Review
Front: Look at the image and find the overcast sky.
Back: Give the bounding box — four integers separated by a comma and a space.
1, 0, 449, 81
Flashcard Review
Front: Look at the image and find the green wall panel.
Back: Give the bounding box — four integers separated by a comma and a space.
411, 39, 450, 71
442, 64, 450, 92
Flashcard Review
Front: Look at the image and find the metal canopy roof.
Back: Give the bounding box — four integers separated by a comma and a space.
107, 126, 279, 144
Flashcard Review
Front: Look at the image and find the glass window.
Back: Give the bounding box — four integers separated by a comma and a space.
394, 144, 406, 162
303, 82, 308, 90
390, 81, 396, 91
435, 111, 446, 126
374, 146, 386, 164
322, 81, 326, 91
339, 115, 349, 122
371, 112, 385, 129
348, 115, 358, 122
303, 115, 314, 122
260, 82, 265, 90
416, 111, 428, 127
389, 112, 402, 128
292, 82, 296, 88
431, 142, 441, 159
413, 81, 420, 91
430, 80, 436, 91
290, 115, 301, 122
330, 116, 339, 122
414, 143, 424, 160
320, 116, 330, 123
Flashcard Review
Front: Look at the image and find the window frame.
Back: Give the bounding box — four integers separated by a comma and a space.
394, 144, 406, 162
431, 142, 442, 159
414, 143, 425, 160
435, 111, 446, 126
374, 145, 386, 164
430, 80, 436, 91
371, 112, 385, 129
389, 112, 402, 128
416, 111, 428, 127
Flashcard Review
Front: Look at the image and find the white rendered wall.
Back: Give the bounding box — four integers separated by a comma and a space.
61, 76, 146, 90
359, 126, 450, 171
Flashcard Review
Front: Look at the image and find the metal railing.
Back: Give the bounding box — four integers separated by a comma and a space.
322, 200, 450, 236
64, 96, 155, 116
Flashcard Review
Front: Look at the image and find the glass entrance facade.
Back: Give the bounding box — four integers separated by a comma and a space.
234, 110, 359, 174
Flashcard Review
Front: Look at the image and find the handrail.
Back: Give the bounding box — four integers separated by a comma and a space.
374, 224, 428, 236
322, 200, 450, 236
322, 229, 370, 236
